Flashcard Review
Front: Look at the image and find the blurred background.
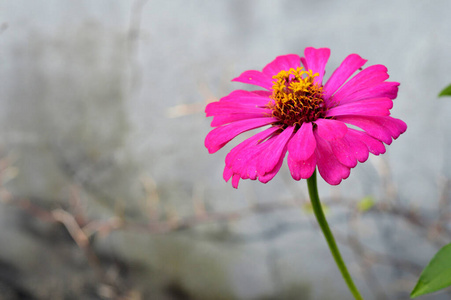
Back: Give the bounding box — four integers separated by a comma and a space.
1, 1, 451, 299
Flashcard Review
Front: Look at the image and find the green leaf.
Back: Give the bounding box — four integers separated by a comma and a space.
357, 196, 375, 212
411, 243, 451, 298
438, 84, 451, 97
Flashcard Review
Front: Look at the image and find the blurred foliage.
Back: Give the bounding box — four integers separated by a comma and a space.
357, 196, 375, 212
438, 84, 451, 97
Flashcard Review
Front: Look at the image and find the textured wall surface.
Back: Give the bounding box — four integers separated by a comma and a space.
1, 1, 451, 299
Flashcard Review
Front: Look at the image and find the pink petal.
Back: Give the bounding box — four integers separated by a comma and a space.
329, 137, 358, 168
288, 152, 316, 180
262, 54, 301, 77
381, 117, 407, 139
223, 167, 233, 182
226, 127, 281, 181
205, 117, 278, 153
332, 65, 391, 103
232, 70, 274, 90
314, 132, 351, 185
225, 127, 280, 167
335, 115, 406, 145
335, 115, 391, 144
329, 131, 372, 166
256, 126, 294, 175
314, 118, 348, 141
323, 54, 367, 101
346, 134, 370, 163
232, 174, 241, 188
347, 129, 386, 155
219, 90, 271, 105
325, 98, 393, 117
336, 82, 399, 104
231, 133, 277, 181
211, 113, 272, 127
258, 150, 286, 183
301, 57, 308, 70
206, 102, 271, 117
287, 122, 316, 161
232, 145, 263, 180
227, 127, 292, 185
302, 47, 330, 85
251, 90, 272, 97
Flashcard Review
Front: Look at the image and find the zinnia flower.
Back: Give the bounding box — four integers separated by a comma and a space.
205, 47, 407, 188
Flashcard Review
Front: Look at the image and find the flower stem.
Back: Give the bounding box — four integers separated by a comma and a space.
306, 169, 363, 300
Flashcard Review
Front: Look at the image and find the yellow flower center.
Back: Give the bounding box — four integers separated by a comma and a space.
268, 67, 326, 128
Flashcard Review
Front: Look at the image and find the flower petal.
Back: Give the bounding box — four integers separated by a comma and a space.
381, 116, 407, 139
211, 113, 271, 127
287, 122, 316, 161
302, 47, 330, 85
258, 152, 286, 183
323, 54, 367, 101
227, 127, 293, 185
205, 117, 278, 153
219, 89, 271, 105
257, 126, 294, 175
233, 145, 263, 181
223, 166, 233, 182
335, 115, 391, 144
325, 97, 393, 117
232, 174, 241, 188
346, 134, 370, 163
336, 82, 399, 104
329, 130, 373, 166
232, 70, 274, 90
234, 133, 279, 181
301, 57, 308, 70
225, 127, 279, 167
329, 137, 358, 168
288, 152, 316, 180
251, 90, 272, 97
206, 102, 271, 117
335, 115, 406, 145
332, 64, 393, 103
262, 54, 301, 77
347, 129, 386, 156
314, 132, 350, 185
314, 118, 348, 141
225, 127, 280, 182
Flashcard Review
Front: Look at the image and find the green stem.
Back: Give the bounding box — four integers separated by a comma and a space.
306, 169, 363, 300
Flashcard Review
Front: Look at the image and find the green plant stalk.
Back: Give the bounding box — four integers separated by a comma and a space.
307, 169, 363, 300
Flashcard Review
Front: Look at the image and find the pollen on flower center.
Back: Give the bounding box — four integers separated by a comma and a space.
268, 67, 326, 128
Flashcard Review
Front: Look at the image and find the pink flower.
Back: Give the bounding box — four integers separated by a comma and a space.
205, 47, 407, 188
